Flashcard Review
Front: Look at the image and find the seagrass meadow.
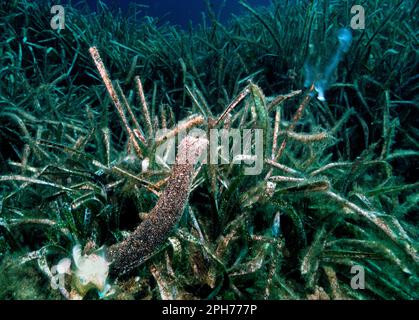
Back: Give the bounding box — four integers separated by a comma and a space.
0, 0, 418, 300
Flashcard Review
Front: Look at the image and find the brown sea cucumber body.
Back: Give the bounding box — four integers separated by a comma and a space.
107, 136, 208, 275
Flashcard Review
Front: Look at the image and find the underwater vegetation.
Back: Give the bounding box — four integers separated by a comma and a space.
0, 0, 418, 300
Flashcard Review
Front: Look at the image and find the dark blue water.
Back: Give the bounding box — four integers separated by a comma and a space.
85, 0, 272, 28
